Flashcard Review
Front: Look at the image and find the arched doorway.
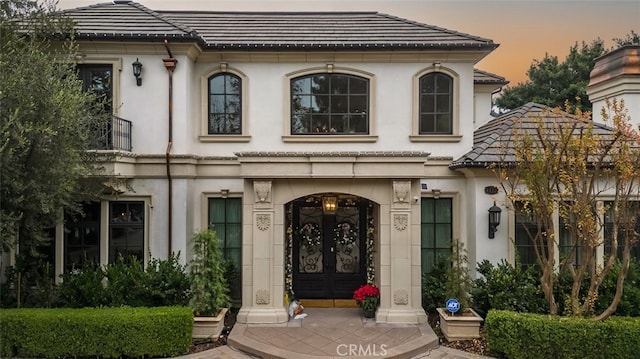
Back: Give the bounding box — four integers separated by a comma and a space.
286, 193, 372, 299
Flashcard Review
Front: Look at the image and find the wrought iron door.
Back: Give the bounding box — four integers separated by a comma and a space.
292, 196, 366, 299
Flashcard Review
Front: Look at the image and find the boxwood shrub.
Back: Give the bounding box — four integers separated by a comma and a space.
486, 310, 640, 359
0, 306, 192, 358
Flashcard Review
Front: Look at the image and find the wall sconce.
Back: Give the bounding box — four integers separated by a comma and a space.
488, 201, 502, 239
132, 58, 143, 86
323, 196, 337, 214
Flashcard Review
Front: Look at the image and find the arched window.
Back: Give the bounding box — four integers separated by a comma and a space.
419, 73, 453, 134
291, 73, 369, 135
208, 73, 241, 134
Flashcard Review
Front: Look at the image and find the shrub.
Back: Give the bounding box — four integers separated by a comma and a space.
485, 310, 640, 359
103, 255, 149, 307
57, 263, 106, 308
56, 254, 190, 308
145, 253, 191, 307
421, 255, 448, 313
472, 259, 547, 317
189, 229, 231, 316
0, 306, 193, 358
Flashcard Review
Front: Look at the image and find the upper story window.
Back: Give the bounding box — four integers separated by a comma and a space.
78, 64, 113, 114
419, 72, 452, 134
208, 73, 241, 134
291, 73, 369, 135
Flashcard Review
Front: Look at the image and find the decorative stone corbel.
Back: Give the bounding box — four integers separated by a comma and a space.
254, 181, 272, 203
393, 181, 411, 203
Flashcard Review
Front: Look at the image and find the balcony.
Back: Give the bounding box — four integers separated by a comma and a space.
90, 116, 132, 152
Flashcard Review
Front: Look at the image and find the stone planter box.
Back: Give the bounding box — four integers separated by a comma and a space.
436, 307, 483, 342
192, 308, 228, 339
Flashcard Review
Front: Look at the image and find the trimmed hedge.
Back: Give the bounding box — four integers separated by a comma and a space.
0, 306, 193, 358
486, 310, 640, 359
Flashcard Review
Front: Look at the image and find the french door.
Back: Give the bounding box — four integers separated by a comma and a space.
292, 196, 366, 299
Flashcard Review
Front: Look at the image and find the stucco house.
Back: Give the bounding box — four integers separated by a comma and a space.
10, 1, 639, 325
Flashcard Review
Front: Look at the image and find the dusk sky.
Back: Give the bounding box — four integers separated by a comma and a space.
55, 0, 639, 87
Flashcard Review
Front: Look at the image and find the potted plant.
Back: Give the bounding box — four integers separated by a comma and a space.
189, 229, 231, 339
353, 284, 380, 318
436, 239, 483, 341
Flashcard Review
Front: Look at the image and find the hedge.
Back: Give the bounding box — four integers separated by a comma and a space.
485, 310, 640, 359
0, 306, 193, 358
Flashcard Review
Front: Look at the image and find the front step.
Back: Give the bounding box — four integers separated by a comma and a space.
298, 299, 359, 308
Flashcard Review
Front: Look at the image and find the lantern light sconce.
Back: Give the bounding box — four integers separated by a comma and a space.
488, 201, 502, 239
323, 196, 337, 215
132, 58, 143, 86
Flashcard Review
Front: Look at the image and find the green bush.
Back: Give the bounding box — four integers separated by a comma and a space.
0, 306, 192, 358
485, 310, 640, 359
145, 253, 191, 307
56, 253, 190, 308
554, 258, 640, 317
472, 259, 548, 317
57, 263, 106, 308
421, 256, 448, 313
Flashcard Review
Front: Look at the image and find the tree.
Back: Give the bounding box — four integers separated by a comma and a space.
613, 29, 640, 47
493, 100, 640, 320
495, 39, 606, 112
0, 0, 111, 304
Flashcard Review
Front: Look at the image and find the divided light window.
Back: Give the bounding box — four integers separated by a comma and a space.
209, 198, 242, 300
514, 202, 548, 267
291, 73, 369, 135
64, 202, 101, 270
109, 201, 144, 263
419, 73, 452, 134
77, 64, 113, 114
421, 198, 452, 273
604, 201, 640, 261
208, 73, 241, 134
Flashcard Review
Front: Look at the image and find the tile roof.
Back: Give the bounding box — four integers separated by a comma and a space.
62, 1, 199, 40
61, 1, 498, 51
473, 69, 509, 86
449, 102, 618, 169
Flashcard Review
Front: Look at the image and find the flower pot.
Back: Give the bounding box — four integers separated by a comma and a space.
192, 308, 228, 339
436, 307, 483, 342
362, 308, 376, 318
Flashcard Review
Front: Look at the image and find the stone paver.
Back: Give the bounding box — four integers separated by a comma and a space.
175, 307, 494, 359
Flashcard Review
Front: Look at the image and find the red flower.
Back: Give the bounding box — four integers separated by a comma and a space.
353, 284, 380, 311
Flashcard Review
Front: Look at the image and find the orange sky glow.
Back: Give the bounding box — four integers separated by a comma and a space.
56, 0, 639, 87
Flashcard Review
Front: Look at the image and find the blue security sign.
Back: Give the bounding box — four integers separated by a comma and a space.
446, 299, 460, 314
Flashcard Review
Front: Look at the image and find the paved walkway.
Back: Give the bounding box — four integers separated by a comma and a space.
175, 308, 493, 359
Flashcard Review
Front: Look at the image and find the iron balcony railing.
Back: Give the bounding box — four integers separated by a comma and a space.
90, 115, 132, 152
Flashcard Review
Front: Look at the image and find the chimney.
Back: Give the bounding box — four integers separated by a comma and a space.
587, 45, 640, 130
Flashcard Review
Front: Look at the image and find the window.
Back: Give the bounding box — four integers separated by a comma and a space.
209, 198, 242, 300
77, 64, 113, 114
109, 201, 144, 263
421, 198, 452, 273
514, 202, 545, 267
208, 73, 241, 134
64, 202, 101, 270
419, 73, 452, 134
291, 73, 369, 134
604, 201, 640, 261
559, 214, 581, 267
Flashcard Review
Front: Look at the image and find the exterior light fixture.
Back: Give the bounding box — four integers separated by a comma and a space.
132, 58, 143, 86
488, 201, 502, 239
323, 196, 337, 215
